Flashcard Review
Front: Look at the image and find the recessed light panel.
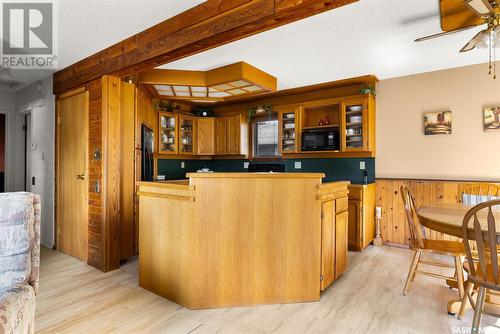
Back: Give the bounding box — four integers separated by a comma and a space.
212, 84, 233, 91
192, 92, 207, 97
227, 89, 246, 95
173, 85, 189, 92
191, 86, 206, 93
228, 80, 250, 88
243, 85, 262, 92
175, 91, 190, 97
209, 91, 231, 98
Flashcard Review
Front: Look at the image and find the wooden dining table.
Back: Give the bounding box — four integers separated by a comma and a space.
417, 202, 500, 315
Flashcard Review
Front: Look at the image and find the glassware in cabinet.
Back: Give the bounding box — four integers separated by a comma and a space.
159, 112, 178, 154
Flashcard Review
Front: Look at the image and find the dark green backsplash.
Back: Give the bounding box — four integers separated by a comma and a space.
157, 158, 375, 184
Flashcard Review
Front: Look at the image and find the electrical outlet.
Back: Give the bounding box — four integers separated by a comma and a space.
294, 161, 302, 169
181, 161, 185, 169
244, 162, 249, 169
360, 161, 366, 170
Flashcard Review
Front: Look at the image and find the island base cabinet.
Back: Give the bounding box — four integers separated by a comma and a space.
320, 196, 349, 291
320, 200, 335, 290
335, 211, 348, 278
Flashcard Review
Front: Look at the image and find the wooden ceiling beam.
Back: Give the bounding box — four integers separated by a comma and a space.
53, 0, 357, 94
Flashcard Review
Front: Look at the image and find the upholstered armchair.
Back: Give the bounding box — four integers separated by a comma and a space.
0, 193, 41, 334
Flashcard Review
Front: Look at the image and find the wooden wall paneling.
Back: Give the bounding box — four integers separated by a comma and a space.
101, 75, 122, 271
375, 179, 500, 246
87, 79, 105, 269
53, 0, 358, 94
120, 81, 136, 260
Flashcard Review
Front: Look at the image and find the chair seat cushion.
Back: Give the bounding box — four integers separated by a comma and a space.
422, 239, 465, 256
0, 284, 36, 334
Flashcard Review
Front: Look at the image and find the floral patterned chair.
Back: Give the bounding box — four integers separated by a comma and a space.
0, 193, 40, 334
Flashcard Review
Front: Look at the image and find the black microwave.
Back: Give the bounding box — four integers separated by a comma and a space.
301, 128, 339, 151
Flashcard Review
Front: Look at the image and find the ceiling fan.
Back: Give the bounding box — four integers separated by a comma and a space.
415, 0, 500, 78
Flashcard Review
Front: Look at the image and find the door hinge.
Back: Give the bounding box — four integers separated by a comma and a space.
321, 211, 324, 219
57, 116, 61, 125
320, 274, 324, 281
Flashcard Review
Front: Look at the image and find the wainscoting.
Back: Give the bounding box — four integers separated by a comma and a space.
375, 179, 500, 246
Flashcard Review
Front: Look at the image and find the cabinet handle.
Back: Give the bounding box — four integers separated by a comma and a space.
76, 174, 85, 180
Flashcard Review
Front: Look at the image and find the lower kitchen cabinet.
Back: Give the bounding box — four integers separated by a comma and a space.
320, 195, 349, 291
348, 183, 376, 251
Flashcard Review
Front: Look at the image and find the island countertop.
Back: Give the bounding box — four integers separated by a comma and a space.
138, 172, 350, 309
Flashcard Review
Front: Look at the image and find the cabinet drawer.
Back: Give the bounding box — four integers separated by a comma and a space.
336, 197, 348, 213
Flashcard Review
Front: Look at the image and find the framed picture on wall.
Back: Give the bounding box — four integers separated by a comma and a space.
484, 106, 500, 131
424, 111, 452, 135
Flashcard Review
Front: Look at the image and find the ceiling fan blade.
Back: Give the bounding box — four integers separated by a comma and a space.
415, 26, 475, 42
465, 0, 495, 17
459, 29, 488, 52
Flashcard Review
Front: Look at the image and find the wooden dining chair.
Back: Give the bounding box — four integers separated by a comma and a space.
459, 199, 500, 334
400, 186, 466, 298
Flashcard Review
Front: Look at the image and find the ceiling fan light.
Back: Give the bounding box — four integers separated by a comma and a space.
466, 0, 494, 16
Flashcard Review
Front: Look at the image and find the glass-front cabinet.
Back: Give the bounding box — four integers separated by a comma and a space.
278, 105, 301, 154
342, 98, 368, 151
159, 112, 178, 154
179, 115, 196, 154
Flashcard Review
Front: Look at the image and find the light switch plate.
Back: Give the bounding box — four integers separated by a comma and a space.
181, 161, 185, 169
294, 161, 302, 169
360, 161, 366, 170
244, 162, 249, 169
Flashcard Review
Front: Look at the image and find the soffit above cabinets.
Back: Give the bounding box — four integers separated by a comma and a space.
138, 62, 277, 103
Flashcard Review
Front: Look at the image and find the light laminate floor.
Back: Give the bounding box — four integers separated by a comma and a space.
36, 246, 500, 334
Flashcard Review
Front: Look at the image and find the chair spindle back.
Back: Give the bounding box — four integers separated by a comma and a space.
400, 186, 426, 249
462, 200, 500, 287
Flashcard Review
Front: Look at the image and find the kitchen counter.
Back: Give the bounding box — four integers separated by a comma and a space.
137, 173, 349, 309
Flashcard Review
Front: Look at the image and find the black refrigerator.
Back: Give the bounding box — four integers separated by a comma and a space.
141, 125, 154, 181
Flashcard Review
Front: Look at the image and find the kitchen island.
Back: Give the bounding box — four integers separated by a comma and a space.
137, 173, 349, 309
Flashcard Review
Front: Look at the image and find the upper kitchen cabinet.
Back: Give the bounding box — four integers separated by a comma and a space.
277, 105, 302, 154
226, 114, 249, 156
159, 112, 178, 154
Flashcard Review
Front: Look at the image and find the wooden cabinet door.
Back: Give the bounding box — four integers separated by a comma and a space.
278, 105, 300, 154
179, 115, 196, 155
321, 200, 335, 290
335, 210, 349, 278
214, 117, 226, 155
347, 200, 361, 250
159, 112, 178, 154
226, 115, 240, 155
341, 97, 368, 152
197, 118, 215, 155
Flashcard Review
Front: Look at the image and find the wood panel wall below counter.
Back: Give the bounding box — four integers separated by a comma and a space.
375, 179, 500, 246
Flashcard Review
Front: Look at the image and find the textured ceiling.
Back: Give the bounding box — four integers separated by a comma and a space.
159, 0, 490, 89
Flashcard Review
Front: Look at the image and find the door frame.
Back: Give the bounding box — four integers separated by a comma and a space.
0, 110, 7, 192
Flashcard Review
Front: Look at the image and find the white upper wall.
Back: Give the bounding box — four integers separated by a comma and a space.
15, 77, 56, 248
0, 91, 16, 110
160, 0, 490, 89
